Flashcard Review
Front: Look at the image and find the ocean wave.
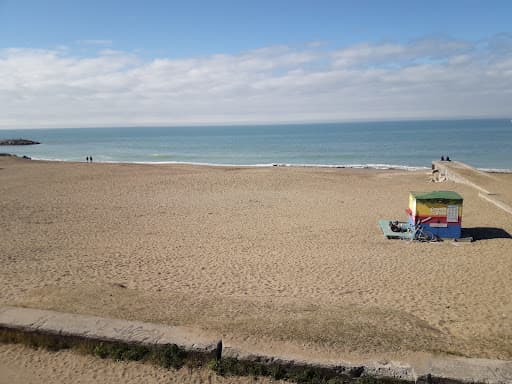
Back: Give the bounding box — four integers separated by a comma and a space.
25, 157, 429, 170
270, 163, 429, 171
150, 153, 174, 158
21, 156, 512, 173
30, 156, 67, 162
129, 160, 429, 171
478, 168, 512, 173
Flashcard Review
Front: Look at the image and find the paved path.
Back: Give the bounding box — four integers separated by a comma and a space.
1, 307, 512, 383
432, 161, 512, 215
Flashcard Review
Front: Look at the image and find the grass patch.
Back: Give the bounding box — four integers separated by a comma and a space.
0, 327, 71, 351
152, 344, 186, 369
0, 327, 205, 371
1, 327, 411, 383
210, 357, 408, 384
92, 342, 149, 362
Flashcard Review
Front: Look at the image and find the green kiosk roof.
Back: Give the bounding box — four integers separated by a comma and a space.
410, 191, 463, 201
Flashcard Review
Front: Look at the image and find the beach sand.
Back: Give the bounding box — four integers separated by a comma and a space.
1, 157, 511, 378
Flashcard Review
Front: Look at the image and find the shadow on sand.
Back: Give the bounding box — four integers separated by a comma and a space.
462, 227, 512, 241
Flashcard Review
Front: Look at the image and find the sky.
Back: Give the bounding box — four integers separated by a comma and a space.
0, 0, 511, 128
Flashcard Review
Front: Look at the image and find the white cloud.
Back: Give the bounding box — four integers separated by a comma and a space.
0, 35, 511, 128
331, 37, 472, 68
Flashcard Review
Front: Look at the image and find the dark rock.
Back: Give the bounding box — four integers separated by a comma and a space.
0, 153, 31, 160
0, 139, 40, 146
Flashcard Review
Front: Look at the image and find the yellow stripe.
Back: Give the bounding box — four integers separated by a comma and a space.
410, 198, 463, 217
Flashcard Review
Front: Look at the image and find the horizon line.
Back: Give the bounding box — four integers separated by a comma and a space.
1, 115, 510, 131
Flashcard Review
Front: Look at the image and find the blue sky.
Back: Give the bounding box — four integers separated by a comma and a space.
0, 1, 511, 128
1, 1, 510, 57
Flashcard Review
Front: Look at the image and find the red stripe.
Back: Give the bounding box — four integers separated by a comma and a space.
409, 214, 461, 224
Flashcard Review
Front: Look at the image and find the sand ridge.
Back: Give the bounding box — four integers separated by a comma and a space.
1, 157, 511, 362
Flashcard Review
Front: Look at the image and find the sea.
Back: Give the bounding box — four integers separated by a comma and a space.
1, 119, 511, 171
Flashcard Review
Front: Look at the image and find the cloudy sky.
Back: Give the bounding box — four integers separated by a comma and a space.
1, 1, 511, 128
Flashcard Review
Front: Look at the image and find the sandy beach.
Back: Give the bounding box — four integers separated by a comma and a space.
1, 157, 511, 378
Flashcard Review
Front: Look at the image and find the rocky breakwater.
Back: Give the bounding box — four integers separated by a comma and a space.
0, 138, 40, 145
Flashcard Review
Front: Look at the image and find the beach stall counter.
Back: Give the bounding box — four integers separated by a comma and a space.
406, 191, 463, 239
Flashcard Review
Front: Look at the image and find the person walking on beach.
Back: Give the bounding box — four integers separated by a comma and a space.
90, 156, 93, 163
86, 156, 89, 163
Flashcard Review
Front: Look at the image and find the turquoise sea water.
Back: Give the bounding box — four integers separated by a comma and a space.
1, 119, 511, 170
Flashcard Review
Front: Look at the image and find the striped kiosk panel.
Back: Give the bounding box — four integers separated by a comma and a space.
406, 191, 463, 238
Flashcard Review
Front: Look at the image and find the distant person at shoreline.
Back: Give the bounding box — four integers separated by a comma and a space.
441, 156, 445, 161
446, 156, 451, 161
90, 156, 93, 163
86, 156, 89, 163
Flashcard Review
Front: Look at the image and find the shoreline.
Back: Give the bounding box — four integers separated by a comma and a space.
6, 153, 512, 173
0, 153, 441, 172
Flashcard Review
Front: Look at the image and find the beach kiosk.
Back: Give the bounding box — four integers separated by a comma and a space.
406, 191, 463, 239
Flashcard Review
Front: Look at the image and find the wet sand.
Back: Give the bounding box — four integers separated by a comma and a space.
1, 157, 511, 378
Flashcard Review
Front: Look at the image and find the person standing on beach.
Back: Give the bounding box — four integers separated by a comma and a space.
86, 156, 89, 163
90, 156, 93, 163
